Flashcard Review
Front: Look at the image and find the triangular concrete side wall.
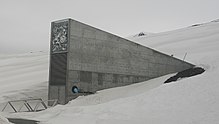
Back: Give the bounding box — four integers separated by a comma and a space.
49, 19, 194, 104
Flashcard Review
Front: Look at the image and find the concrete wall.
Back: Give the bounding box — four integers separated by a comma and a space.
49, 19, 194, 104
65, 19, 193, 102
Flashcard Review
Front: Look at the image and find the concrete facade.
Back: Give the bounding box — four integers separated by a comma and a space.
49, 18, 194, 104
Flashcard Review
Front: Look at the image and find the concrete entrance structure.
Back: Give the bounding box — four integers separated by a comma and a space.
49, 18, 194, 105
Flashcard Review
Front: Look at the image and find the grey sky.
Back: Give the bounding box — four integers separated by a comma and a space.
0, 0, 218, 53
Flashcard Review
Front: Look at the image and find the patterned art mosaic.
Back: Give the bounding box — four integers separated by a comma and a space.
51, 21, 68, 53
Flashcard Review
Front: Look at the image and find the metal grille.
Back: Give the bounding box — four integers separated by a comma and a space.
50, 53, 67, 85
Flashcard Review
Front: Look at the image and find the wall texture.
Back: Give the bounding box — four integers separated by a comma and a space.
49, 19, 194, 104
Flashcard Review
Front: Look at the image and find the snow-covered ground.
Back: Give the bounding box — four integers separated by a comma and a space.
0, 53, 49, 108
0, 20, 219, 124
0, 113, 10, 124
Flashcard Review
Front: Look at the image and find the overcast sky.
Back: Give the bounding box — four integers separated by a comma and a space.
0, 0, 218, 53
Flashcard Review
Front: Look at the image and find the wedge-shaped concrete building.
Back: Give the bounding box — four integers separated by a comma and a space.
49, 18, 194, 104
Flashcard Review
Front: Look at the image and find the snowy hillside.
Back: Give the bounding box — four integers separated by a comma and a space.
127, 20, 219, 65
1, 20, 219, 124
0, 53, 49, 109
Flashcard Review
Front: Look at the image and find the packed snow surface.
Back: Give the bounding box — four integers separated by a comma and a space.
0, 20, 219, 124
0, 114, 10, 124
